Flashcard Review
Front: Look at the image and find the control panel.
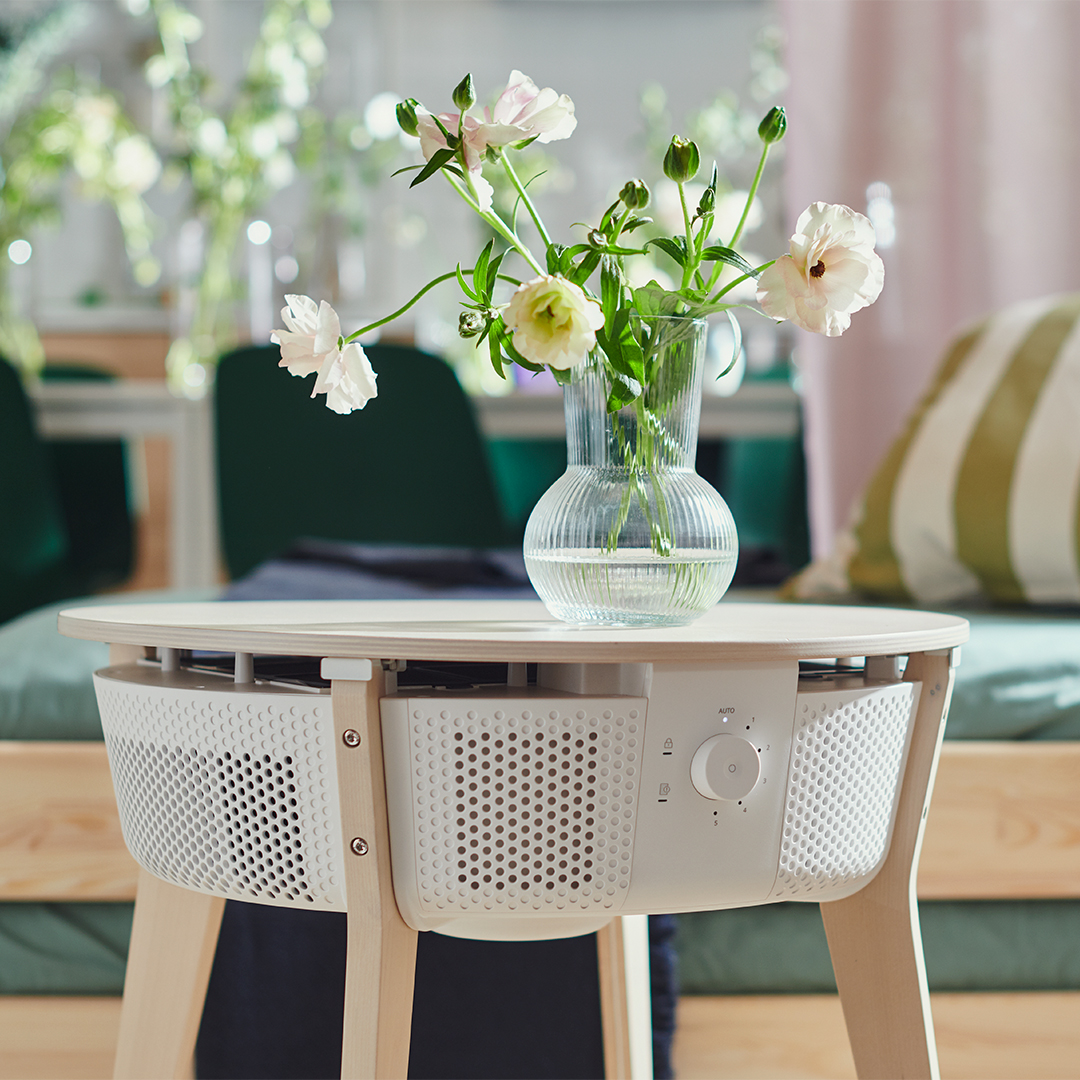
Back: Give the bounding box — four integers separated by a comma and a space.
627, 660, 799, 911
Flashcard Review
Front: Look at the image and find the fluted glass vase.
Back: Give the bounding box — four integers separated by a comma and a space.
524, 315, 738, 626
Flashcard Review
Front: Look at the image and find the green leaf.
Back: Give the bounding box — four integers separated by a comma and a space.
597, 199, 621, 235
613, 308, 645, 383
606, 375, 639, 413
409, 146, 457, 188
456, 263, 478, 301
546, 243, 571, 276
645, 236, 687, 268
700, 245, 757, 277
716, 310, 742, 379
596, 307, 645, 387
473, 239, 494, 301
431, 114, 458, 145
600, 255, 622, 328
488, 328, 506, 379
622, 216, 653, 233
632, 284, 686, 319
486, 249, 506, 297
568, 250, 602, 288
550, 365, 574, 387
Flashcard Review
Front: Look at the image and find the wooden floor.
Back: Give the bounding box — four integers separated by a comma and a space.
0, 998, 120, 1080
673, 992, 1080, 1080
3, 992, 1078, 1080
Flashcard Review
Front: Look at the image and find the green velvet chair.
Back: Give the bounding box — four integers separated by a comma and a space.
0, 357, 72, 624
214, 343, 515, 579
0, 357, 135, 626
41, 365, 134, 593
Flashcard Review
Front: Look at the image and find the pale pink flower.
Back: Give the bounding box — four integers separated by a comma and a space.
487, 70, 577, 145
504, 275, 604, 369
415, 72, 575, 213
273, 294, 378, 414
756, 203, 884, 336
416, 111, 496, 211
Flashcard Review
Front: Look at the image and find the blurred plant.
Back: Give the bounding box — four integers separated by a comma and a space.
291, 96, 408, 299
137, 0, 333, 394
0, 4, 162, 375
633, 23, 788, 297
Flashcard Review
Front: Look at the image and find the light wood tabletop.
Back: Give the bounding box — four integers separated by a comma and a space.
58, 598, 969, 662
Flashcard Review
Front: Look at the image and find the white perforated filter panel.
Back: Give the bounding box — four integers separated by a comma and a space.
397, 699, 642, 915
772, 681, 918, 898
94, 671, 346, 910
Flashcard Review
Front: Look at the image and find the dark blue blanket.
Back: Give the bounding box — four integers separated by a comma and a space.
195, 541, 675, 1080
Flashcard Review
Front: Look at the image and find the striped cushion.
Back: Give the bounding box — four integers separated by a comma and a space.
791, 294, 1080, 606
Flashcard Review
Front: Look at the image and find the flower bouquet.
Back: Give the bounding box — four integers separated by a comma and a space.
275, 71, 884, 626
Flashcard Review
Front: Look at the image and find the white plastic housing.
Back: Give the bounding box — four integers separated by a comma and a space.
381, 663, 920, 938
92, 659, 920, 941
94, 665, 346, 910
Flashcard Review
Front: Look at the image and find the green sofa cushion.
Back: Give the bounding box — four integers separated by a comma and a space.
0, 590, 218, 741
676, 899, 1080, 995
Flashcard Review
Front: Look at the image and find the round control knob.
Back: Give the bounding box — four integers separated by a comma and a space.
690, 734, 761, 801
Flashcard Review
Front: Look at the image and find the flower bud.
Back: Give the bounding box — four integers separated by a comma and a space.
757, 106, 787, 145
452, 74, 476, 112
696, 187, 715, 216
663, 136, 700, 183
396, 98, 420, 137
587, 229, 607, 249
619, 179, 650, 210
459, 310, 485, 338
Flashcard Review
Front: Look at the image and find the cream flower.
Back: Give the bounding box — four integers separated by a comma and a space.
273, 294, 378, 413
756, 202, 884, 336
503, 275, 604, 369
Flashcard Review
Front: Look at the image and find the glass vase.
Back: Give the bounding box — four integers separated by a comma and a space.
524, 315, 738, 626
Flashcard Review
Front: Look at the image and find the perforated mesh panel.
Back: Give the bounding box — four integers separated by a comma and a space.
772, 682, 917, 898
401, 700, 641, 914
94, 672, 345, 910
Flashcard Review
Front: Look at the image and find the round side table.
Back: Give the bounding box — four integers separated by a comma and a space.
60, 599, 968, 1080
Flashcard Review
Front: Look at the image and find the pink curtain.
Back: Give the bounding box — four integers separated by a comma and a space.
781, 0, 1080, 557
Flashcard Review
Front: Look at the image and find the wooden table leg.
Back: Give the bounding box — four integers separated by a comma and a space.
113, 868, 224, 1080
332, 670, 418, 1080
597, 914, 654, 1080
819, 649, 957, 1080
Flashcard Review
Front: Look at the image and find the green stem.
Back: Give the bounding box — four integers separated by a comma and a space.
677, 181, 696, 290
728, 140, 771, 250
443, 170, 546, 276
706, 258, 777, 305
345, 269, 523, 341
610, 205, 635, 246
501, 153, 553, 249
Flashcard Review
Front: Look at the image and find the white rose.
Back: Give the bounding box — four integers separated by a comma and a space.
503, 275, 604, 370
756, 202, 884, 336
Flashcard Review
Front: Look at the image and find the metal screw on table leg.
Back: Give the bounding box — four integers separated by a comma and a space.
342, 729, 361, 747
350, 837, 369, 856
